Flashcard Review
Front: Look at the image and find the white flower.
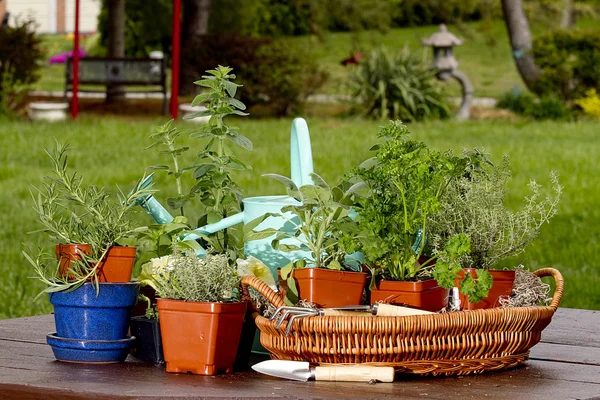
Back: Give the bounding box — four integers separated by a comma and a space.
236, 256, 277, 291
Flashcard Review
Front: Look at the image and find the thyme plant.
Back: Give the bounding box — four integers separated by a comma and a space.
138, 253, 239, 303
428, 154, 562, 270
146, 66, 251, 261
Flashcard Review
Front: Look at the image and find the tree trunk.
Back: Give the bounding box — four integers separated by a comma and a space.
560, 0, 576, 29
179, 0, 211, 96
501, 0, 541, 93
106, 0, 126, 103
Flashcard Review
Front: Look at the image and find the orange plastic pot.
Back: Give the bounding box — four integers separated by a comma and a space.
96, 246, 136, 282
157, 298, 247, 375
456, 268, 516, 310
370, 279, 449, 312
280, 268, 367, 308
55, 243, 91, 279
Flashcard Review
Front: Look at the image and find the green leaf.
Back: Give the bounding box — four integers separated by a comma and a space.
327, 260, 342, 270
191, 93, 211, 106
263, 174, 298, 192
226, 133, 253, 151
243, 214, 270, 236
300, 185, 331, 203
280, 263, 293, 280
309, 173, 329, 189
285, 276, 299, 305
192, 164, 215, 179
223, 80, 240, 97
225, 97, 246, 110
146, 165, 170, 171
279, 244, 302, 252
183, 110, 212, 120
245, 228, 278, 242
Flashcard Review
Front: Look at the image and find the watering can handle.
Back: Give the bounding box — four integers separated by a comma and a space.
290, 118, 314, 188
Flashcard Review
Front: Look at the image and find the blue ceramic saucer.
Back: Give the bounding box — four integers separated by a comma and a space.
47, 333, 135, 363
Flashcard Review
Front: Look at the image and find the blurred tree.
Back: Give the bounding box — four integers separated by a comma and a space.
106, 0, 125, 104
180, 0, 211, 95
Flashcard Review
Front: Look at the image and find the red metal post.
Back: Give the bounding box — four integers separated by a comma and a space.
169, 0, 181, 119
71, 0, 80, 118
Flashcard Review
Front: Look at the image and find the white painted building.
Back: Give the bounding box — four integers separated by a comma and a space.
1, 0, 101, 34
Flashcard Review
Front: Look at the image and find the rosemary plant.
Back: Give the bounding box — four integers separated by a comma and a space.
24, 142, 152, 297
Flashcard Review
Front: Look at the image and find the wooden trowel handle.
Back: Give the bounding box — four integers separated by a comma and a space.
374, 303, 434, 317
320, 309, 372, 317
313, 366, 395, 382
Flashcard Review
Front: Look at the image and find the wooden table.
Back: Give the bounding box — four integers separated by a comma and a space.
1, 309, 599, 399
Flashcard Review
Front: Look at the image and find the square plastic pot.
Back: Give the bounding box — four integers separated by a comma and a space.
370, 279, 449, 312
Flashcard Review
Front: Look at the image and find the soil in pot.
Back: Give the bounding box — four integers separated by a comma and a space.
279, 268, 367, 308
130, 316, 164, 364
56, 243, 91, 279
370, 279, 449, 312
157, 299, 247, 375
97, 246, 136, 282
456, 268, 516, 310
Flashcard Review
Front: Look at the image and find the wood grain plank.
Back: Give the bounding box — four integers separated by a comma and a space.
531, 342, 600, 366
541, 308, 600, 348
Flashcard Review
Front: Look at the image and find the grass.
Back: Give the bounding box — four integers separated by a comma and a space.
0, 115, 598, 319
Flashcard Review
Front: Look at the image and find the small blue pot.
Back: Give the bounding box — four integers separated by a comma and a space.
47, 333, 135, 363
49, 282, 139, 340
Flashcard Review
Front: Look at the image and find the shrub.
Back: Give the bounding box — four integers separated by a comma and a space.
497, 89, 571, 120
181, 35, 326, 116
527, 96, 571, 120
497, 88, 535, 115
575, 89, 600, 119
533, 28, 600, 101
391, 0, 488, 27
0, 20, 44, 116
349, 47, 450, 121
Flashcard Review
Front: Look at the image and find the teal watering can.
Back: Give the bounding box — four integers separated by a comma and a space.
138, 118, 334, 279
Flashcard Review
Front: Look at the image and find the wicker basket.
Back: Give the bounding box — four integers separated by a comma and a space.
240, 268, 563, 376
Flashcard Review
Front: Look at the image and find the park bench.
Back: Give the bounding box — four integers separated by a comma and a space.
65, 57, 167, 113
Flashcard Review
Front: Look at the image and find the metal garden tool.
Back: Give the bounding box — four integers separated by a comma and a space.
271, 304, 434, 336
252, 360, 395, 383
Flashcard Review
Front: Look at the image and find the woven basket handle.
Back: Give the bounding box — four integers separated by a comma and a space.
533, 267, 564, 311
240, 275, 285, 315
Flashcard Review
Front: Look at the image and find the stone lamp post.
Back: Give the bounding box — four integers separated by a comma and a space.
422, 24, 473, 120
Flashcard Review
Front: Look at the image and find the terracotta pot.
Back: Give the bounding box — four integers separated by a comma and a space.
370, 279, 449, 312
55, 243, 91, 279
96, 246, 136, 282
456, 268, 516, 310
279, 268, 367, 308
157, 298, 247, 375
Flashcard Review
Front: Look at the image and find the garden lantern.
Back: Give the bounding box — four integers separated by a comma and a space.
422, 24, 473, 120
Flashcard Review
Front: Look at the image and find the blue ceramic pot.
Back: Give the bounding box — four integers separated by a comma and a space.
49, 282, 139, 340
47, 333, 135, 363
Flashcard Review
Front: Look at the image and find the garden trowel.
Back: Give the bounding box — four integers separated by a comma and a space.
252, 360, 395, 382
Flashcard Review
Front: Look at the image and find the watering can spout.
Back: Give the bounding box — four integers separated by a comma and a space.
290, 118, 314, 187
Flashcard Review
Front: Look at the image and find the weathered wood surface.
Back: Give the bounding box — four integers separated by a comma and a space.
0, 308, 599, 400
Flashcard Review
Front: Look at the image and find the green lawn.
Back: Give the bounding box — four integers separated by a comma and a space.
0, 115, 598, 319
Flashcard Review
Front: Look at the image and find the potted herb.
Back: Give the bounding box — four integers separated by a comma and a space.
427, 152, 562, 309
245, 173, 367, 308
129, 217, 200, 364
23, 142, 150, 363
350, 121, 475, 311
139, 253, 246, 375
